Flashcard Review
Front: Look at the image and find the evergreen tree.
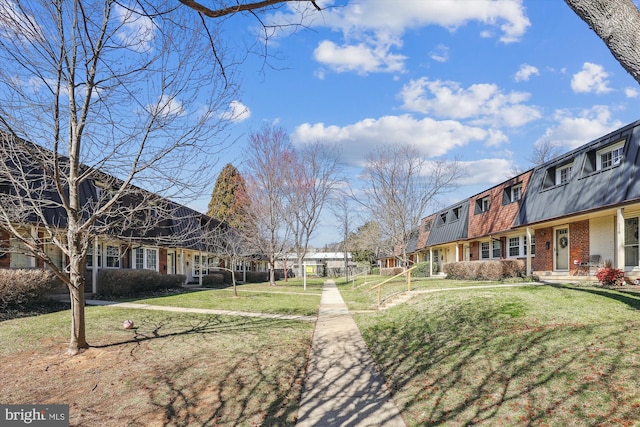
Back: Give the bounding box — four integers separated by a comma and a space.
207, 164, 249, 229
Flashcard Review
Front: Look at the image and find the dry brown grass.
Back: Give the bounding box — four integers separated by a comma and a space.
0, 307, 313, 426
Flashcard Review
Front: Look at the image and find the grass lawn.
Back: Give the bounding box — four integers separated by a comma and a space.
336, 275, 514, 311
128, 280, 323, 317
0, 287, 316, 426
351, 282, 640, 426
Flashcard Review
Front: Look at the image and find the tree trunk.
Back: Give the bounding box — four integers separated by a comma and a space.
269, 258, 276, 286
565, 0, 640, 85
67, 280, 88, 355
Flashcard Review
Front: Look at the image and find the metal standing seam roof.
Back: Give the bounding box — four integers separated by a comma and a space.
425, 199, 469, 246
1, 135, 225, 248
515, 119, 640, 226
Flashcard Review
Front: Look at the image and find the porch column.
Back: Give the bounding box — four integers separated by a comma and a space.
526, 227, 532, 275
429, 248, 433, 276
181, 249, 186, 284
455, 243, 460, 262
617, 208, 625, 270
198, 250, 203, 287
92, 239, 99, 294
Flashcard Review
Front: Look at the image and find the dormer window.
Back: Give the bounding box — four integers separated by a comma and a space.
596, 140, 624, 170
437, 212, 447, 226
475, 196, 490, 214
556, 163, 572, 185
503, 183, 522, 204
452, 206, 461, 220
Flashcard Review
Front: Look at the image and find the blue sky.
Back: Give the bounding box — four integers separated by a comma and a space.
192, 0, 640, 246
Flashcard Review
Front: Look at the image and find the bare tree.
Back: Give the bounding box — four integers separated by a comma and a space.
283, 142, 342, 279
179, 0, 321, 18
565, 0, 640, 85
330, 188, 357, 282
361, 144, 464, 276
0, 1, 250, 355
527, 139, 562, 166
243, 125, 293, 285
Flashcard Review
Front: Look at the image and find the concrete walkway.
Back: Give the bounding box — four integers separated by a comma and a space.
296, 280, 406, 427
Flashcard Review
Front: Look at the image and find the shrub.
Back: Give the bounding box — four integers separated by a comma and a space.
0, 268, 62, 308
595, 266, 625, 288
97, 269, 185, 297
201, 274, 225, 287
371, 267, 380, 275
443, 260, 525, 281
412, 261, 437, 277
380, 267, 404, 276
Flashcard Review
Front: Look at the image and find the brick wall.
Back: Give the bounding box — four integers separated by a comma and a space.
469, 241, 479, 261
0, 230, 9, 268
159, 248, 167, 275
569, 220, 590, 273
468, 171, 532, 239
532, 221, 590, 274
533, 226, 553, 272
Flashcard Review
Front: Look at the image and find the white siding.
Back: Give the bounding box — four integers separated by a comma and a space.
590, 215, 615, 264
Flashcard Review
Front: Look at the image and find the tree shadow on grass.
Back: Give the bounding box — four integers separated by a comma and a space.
550, 283, 640, 310
90, 313, 310, 426
358, 294, 640, 426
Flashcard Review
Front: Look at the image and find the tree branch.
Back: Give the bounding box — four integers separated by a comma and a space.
178, 0, 320, 18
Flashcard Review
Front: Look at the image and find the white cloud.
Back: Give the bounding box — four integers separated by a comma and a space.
514, 64, 540, 82
220, 100, 251, 123
430, 44, 449, 63
571, 62, 612, 94
458, 158, 514, 185
293, 115, 492, 166
0, 0, 43, 42
282, 0, 530, 75
115, 5, 155, 53
148, 95, 184, 118
315, 0, 529, 42
536, 105, 623, 150
399, 77, 542, 128
313, 39, 406, 74
625, 87, 639, 98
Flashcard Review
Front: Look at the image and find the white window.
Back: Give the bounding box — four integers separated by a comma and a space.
9, 237, 35, 268
509, 237, 520, 257
506, 236, 535, 258
597, 141, 624, 170
86, 243, 103, 268
481, 242, 490, 259
476, 196, 490, 214
134, 247, 159, 271
625, 217, 639, 267
492, 240, 501, 258
556, 164, 573, 184
530, 236, 536, 256
105, 245, 120, 268
511, 184, 522, 202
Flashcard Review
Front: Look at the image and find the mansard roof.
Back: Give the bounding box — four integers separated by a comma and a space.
0, 134, 224, 250
425, 199, 469, 246
515, 119, 640, 226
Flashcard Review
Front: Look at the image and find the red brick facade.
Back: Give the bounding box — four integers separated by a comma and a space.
532, 227, 553, 273
570, 220, 590, 273
531, 221, 590, 274
0, 230, 9, 268
468, 171, 532, 239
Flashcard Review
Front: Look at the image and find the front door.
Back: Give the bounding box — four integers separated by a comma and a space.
555, 228, 569, 271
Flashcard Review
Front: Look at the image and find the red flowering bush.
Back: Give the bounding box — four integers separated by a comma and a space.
595, 267, 625, 287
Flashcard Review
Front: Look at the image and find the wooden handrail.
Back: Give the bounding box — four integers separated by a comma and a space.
370, 264, 419, 309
